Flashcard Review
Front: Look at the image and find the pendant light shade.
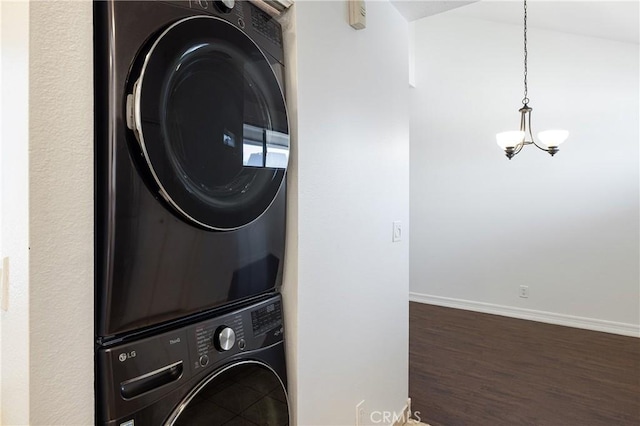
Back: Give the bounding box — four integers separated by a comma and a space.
537, 130, 569, 148
496, 131, 525, 149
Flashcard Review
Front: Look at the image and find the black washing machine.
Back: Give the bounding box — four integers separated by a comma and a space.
94, 0, 289, 340
97, 294, 289, 425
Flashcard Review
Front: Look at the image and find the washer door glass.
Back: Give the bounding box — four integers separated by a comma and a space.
131, 16, 289, 230
169, 362, 289, 425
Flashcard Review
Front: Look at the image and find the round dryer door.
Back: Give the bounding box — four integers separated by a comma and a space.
127, 16, 289, 231
166, 361, 289, 425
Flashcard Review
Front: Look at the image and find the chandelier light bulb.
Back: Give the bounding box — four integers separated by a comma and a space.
496, 131, 525, 149
537, 130, 569, 148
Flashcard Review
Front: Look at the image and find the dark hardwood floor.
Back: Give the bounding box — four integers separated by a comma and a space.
409, 302, 640, 426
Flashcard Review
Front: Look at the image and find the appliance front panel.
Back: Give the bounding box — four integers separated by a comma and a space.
96, 295, 287, 426
94, 0, 288, 338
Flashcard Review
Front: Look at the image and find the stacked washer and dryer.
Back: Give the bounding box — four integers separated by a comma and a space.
94, 1, 290, 424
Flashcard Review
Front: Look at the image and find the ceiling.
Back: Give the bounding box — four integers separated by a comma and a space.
390, 0, 640, 44
390, 0, 477, 20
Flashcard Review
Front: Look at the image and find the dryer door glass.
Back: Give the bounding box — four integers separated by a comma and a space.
169, 362, 289, 425
132, 16, 289, 230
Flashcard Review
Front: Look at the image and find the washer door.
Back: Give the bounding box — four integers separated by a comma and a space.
167, 361, 289, 425
128, 16, 289, 231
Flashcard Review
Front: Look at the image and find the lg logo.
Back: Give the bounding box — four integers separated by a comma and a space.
118, 351, 136, 362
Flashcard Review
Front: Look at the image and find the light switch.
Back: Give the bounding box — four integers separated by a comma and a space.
392, 221, 402, 242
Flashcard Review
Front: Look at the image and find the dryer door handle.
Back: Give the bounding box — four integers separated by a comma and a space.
120, 361, 183, 400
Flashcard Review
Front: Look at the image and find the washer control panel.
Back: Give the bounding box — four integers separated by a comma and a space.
190, 294, 284, 374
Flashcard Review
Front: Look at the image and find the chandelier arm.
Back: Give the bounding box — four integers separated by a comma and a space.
531, 140, 551, 152
504, 141, 525, 159
513, 142, 525, 157
525, 106, 535, 144
526, 109, 553, 152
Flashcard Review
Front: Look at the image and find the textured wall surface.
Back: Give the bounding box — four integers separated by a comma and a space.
292, 1, 410, 424
410, 11, 639, 331
28, 1, 94, 424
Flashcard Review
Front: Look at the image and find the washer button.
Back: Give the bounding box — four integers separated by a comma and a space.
238, 339, 246, 351
199, 354, 209, 367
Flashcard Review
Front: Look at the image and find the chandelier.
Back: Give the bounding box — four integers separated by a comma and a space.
496, 0, 569, 160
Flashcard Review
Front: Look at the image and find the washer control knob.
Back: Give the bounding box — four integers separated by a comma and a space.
214, 326, 236, 352
214, 0, 235, 13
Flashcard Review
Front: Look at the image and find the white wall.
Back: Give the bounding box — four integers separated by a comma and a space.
410, 12, 639, 335
1, 1, 30, 424
28, 1, 94, 424
288, 1, 410, 424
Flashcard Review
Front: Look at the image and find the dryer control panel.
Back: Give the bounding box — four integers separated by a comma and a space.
160, 0, 285, 62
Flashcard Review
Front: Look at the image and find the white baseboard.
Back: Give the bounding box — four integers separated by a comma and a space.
409, 292, 640, 338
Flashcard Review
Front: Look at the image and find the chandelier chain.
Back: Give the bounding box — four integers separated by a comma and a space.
522, 0, 529, 104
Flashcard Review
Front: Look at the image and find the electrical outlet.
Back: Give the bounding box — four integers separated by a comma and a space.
519, 285, 529, 298
356, 400, 366, 426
